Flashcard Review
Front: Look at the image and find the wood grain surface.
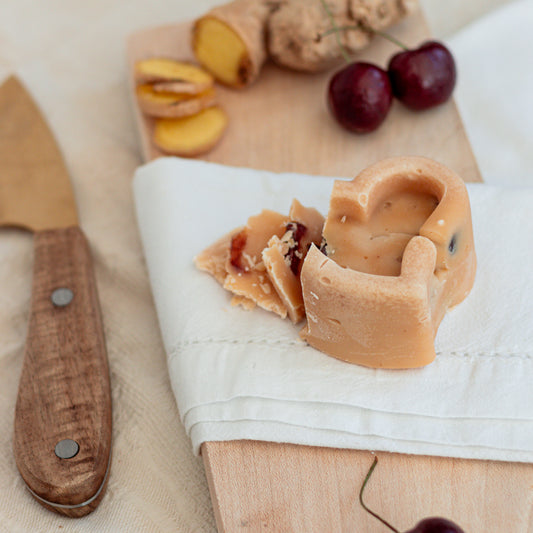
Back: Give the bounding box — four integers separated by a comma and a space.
203, 441, 533, 533
13, 226, 112, 517
127, 9, 533, 533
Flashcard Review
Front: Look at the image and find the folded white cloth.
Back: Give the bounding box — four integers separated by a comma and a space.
133, 157, 533, 461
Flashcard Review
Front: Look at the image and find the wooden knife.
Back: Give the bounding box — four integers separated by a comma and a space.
0, 75, 112, 517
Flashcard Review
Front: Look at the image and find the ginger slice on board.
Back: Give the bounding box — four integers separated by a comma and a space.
152, 106, 228, 157
134, 58, 214, 94
136, 84, 216, 118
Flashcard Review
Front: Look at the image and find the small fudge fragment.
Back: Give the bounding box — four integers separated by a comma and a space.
224, 210, 289, 318
134, 58, 214, 94
196, 209, 289, 317
136, 84, 217, 118
195, 201, 324, 322
195, 229, 257, 311
262, 200, 324, 323
195, 230, 237, 284
153, 106, 228, 157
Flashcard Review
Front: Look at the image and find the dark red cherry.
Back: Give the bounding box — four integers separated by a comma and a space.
404, 517, 465, 533
328, 62, 393, 133
388, 41, 456, 110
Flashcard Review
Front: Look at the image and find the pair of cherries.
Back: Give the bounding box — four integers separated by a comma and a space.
328, 41, 456, 133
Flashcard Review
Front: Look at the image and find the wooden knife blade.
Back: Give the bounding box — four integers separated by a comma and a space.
0, 75, 112, 517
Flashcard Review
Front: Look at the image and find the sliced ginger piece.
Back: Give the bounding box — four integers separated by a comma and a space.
136, 84, 216, 118
153, 106, 228, 157
134, 58, 214, 94
192, 0, 274, 88
193, 17, 249, 87
151, 80, 208, 94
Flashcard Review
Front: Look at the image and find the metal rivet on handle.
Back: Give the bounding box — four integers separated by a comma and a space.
54, 439, 79, 459
51, 287, 73, 307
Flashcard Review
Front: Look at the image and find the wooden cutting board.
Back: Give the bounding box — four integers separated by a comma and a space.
127, 10, 533, 532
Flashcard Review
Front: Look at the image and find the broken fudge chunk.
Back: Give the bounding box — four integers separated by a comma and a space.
195, 200, 324, 322
262, 200, 324, 323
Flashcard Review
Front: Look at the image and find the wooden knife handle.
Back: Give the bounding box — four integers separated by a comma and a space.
13, 226, 112, 517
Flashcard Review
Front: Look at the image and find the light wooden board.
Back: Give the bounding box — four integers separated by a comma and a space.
127, 10, 533, 533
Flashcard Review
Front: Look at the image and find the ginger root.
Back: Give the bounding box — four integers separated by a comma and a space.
268, 0, 418, 72
152, 106, 228, 157
192, 0, 418, 86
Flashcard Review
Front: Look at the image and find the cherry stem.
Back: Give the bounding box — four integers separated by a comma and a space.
359, 456, 400, 533
320, 25, 410, 51
320, 0, 351, 63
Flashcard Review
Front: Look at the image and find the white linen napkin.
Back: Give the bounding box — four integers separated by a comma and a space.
133, 157, 533, 462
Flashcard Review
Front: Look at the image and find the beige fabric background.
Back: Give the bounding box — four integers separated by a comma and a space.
0, 1, 512, 531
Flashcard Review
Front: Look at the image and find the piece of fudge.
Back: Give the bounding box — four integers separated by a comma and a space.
195, 200, 324, 322
300, 156, 476, 368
